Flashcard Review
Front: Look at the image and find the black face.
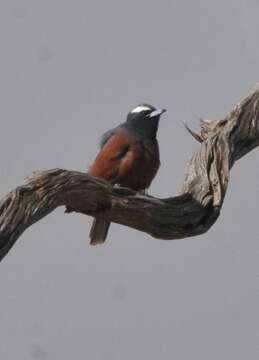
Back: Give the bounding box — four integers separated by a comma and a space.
126, 104, 155, 122
126, 104, 166, 139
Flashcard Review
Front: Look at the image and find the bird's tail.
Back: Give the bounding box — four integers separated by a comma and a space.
89, 218, 110, 245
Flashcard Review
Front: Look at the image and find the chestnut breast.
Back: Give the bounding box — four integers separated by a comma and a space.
89, 131, 160, 191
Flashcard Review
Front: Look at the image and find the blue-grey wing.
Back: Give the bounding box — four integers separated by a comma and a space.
100, 125, 123, 148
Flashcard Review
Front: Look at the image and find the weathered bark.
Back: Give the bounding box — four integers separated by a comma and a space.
1, 84, 259, 262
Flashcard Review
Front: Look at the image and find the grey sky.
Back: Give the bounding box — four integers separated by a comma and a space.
0, 1, 258, 359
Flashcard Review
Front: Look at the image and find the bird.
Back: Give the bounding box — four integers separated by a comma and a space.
87, 104, 166, 245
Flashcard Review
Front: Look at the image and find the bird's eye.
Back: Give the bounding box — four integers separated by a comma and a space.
144, 110, 151, 115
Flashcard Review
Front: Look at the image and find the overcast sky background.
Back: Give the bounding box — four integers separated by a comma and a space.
0, 1, 259, 359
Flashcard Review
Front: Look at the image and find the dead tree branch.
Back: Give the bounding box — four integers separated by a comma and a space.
1, 84, 259, 261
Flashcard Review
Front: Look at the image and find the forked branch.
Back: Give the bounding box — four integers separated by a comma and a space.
1, 84, 259, 261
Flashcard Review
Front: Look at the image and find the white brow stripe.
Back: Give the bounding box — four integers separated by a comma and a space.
131, 105, 152, 113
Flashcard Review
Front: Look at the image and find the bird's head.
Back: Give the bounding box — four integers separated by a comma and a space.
127, 104, 167, 122
126, 104, 167, 138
